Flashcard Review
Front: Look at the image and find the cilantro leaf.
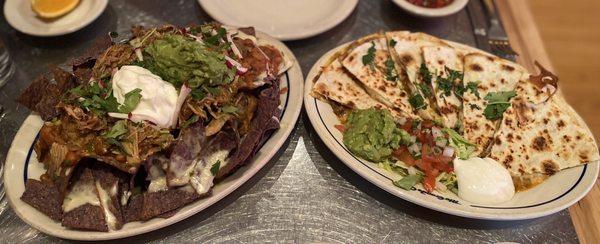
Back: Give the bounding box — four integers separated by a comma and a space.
483, 90, 517, 121
409, 94, 427, 110
118, 88, 142, 113
466, 81, 481, 98
389, 39, 397, 47
361, 42, 376, 69
419, 63, 432, 84
181, 115, 199, 128
418, 83, 433, 98
210, 160, 221, 176
384, 58, 398, 81
104, 120, 128, 139
469, 104, 481, 110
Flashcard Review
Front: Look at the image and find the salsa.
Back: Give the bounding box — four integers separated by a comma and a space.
407, 0, 454, 8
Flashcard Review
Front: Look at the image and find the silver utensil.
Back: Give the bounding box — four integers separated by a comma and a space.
482, 0, 517, 60
466, 0, 492, 52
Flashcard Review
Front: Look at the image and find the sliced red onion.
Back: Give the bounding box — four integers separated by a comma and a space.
225, 56, 248, 74
226, 32, 243, 59
443, 147, 455, 158
186, 33, 203, 43
408, 143, 421, 157
170, 84, 191, 128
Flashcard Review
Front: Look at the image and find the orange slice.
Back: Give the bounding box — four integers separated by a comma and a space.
31, 0, 80, 19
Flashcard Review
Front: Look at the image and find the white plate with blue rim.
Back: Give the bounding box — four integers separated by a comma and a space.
198, 0, 358, 41
303, 43, 600, 220
3, 31, 304, 240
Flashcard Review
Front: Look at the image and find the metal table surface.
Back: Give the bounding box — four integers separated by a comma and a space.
0, 0, 577, 243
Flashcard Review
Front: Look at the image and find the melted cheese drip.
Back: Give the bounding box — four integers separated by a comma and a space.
189, 150, 229, 195
96, 182, 118, 231
62, 179, 100, 212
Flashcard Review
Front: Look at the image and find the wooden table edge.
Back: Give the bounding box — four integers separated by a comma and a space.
495, 1, 600, 243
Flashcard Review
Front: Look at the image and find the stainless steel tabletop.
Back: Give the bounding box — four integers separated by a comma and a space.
0, 0, 578, 243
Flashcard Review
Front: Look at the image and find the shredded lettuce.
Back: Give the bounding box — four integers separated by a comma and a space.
393, 174, 423, 190
437, 172, 459, 194
442, 128, 476, 159
379, 160, 408, 177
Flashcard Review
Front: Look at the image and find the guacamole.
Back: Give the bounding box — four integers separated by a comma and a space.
141, 34, 235, 89
343, 108, 412, 162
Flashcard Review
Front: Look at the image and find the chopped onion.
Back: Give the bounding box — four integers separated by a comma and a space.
408, 166, 419, 176
442, 147, 455, 158
135, 48, 143, 61
431, 126, 443, 138
408, 143, 421, 157
435, 138, 448, 148
108, 112, 128, 119
186, 33, 203, 44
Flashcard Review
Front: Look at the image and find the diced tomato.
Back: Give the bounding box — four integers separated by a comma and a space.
334, 124, 346, 133
393, 147, 416, 166
422, 169, 440, 192
421, 120, 434, 129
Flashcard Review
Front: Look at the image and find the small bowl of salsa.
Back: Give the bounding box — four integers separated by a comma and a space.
392, 0, 468, 17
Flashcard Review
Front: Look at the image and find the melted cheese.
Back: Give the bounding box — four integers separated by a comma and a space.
96, 182, 118, 230
62, 179, 100, 212
189, 150, 229, 195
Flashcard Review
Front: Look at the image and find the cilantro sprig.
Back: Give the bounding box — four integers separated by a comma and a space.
70, 80, 143, 116
483, 90, 517, 120
362, 42, 376, 70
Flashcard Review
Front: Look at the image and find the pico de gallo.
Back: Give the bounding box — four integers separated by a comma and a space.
341, 108, 476, 194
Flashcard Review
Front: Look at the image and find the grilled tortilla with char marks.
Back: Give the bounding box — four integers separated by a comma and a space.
341, 34, 419, 120
312, 50, 405, 121
462, 53, 526, 155
385, 31, 446, 121
489, 66, 599, 190
422, 44, 464, 129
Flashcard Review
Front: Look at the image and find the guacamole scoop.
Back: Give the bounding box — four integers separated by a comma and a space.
142, 34, 235, 89
343, 108, 411, 162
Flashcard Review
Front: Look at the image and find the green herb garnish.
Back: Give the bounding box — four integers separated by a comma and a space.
483, 90, 517, 120
389, 39, 397, 47
221, 105, 238, 114
409, 94, 427, 110
361, 42, 376, 69
384, 58, 398, 81
442, 128, 476, 159
419, 63, 432, 84
181, 115, 199, 128
210, 160, 221, 176
118, 88, 142, 113
104, 120, 128, 139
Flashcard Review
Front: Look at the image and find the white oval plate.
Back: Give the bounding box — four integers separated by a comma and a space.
198, 0, 358, 41
304, 44, 600, 221
3, 32, 304, 240
3, 0, 108, 37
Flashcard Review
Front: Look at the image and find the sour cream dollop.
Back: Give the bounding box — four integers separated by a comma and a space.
454, 157, 515, 204
110, 65, 179, 128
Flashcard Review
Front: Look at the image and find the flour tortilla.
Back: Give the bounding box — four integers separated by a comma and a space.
489, 69, 599, 190
462, 53, 526, 155
312, 58, 404, 120
422, 45, 464, 129
385, 31, 444, 121
341, 34, 419, 120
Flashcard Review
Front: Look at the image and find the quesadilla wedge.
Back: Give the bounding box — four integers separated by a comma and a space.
489, 64, 600, 190
462, 53, 526, 155
312, 55, 405, 120
340, 33, 419, 120
385, 31, 445, 121
421, 45, 464, 129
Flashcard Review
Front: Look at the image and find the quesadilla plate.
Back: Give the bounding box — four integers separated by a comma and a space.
304, 33, 599, 220
3, 25, 304, 240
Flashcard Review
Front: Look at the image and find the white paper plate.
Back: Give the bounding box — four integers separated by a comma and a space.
198, 0, 358, 41
3, 0, 108, 37
304, 43, 600, 221
3, 32, 304, 240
